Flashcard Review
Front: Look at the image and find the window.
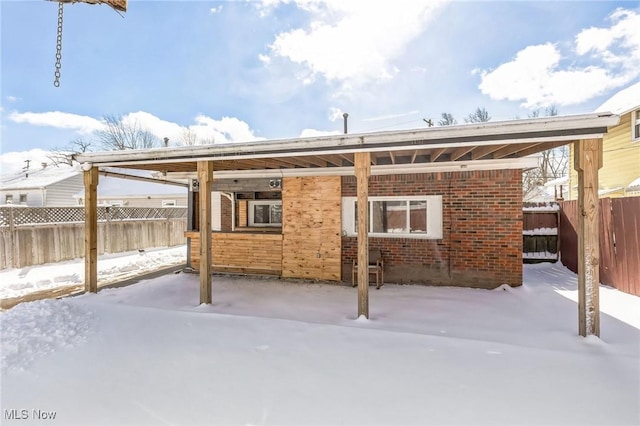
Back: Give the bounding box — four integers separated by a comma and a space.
105, 200, 124, 207
19, 194, 27, 204
248, 200, 282, 227
633, 109, 640, 142
162, 200, 177, 207
5, 195, 13, 204
342, 195, 443, 239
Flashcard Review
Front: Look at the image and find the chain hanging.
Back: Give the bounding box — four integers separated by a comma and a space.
54, 1, 64, 87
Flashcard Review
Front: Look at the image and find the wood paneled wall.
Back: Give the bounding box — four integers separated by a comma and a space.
186, 231, 282, 275
281, 176, 341, 280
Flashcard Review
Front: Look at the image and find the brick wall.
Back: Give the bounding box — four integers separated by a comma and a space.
342, 169, 522, 288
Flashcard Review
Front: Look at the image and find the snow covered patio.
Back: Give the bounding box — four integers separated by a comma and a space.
2, 263, 639, 425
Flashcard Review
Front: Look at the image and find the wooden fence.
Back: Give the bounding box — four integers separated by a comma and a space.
0, 207, 188, 269
522, 202, 560, 262
560, 197, 640, 296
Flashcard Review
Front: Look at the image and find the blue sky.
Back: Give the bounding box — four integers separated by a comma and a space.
1, 0, 639, 172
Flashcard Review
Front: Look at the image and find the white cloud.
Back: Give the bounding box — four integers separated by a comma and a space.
262, 1, 445, 90
0, 148, 52, 175
5, 109, 262, 147
478, 8, 640, 108
119, 112, 265, 145
190, 115, 265, 144
210, 5, 222, 14
328, 107, 343, 122
9, 111, 104, 134
299, 128, 341, 138
6, 96, 20, 103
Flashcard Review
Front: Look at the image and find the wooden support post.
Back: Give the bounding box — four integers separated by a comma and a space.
83, 167, 99, 293
355, 152, 371, 318
574, 139, 602, 337
198, 161, 213, 304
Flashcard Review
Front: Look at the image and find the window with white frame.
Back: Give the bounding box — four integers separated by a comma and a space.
19, 194, 27, 204
5, 195, 13, 204
633, 109, 640, 142
105, 200, 124, 207
342, 195, 443, 239
162, 199, 177, 207
248, 200, 282, 227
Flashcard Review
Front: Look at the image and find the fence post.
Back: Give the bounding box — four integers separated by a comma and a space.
9, 207, 16, 268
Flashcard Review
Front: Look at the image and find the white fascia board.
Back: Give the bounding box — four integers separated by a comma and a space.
91, 133, 597, 171
75, 113, 619, 166
159, 157, 538, 180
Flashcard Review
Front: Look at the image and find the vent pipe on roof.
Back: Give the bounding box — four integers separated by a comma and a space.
163, 137, 169, 147
41, 162, 48, 169
343, 113, 348, 134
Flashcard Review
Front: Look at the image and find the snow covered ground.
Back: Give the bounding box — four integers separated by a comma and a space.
1, 262, 639, 425
0, 246, 186, 300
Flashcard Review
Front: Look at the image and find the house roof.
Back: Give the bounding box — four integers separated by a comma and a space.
74, 112, 619, 175
595, 81, 640, 115
0, 165, 80, 190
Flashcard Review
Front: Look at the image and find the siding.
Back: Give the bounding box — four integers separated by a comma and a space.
569, 111, 640, 199
46, 175, 84, 206
96, 195, 188, 208
1, 189, 43, 206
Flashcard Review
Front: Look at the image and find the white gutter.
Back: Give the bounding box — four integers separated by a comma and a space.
75, 112, 619, 165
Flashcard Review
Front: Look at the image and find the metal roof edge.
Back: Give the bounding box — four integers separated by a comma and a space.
74, 112, 620, 166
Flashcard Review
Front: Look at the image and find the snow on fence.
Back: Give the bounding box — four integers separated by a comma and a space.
0, 207, 188, 270
522, 202, 560, 262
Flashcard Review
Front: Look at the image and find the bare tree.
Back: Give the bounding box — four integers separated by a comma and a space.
522, 105, 568, 200
47, 137, 92, 166
464, 107, 491, 123
180, 127, 198, 146
438, 112, 457, 126
96, 114, 159, 150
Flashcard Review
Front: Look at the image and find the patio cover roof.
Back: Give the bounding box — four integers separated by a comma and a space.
74, 112, 619, 174
77, 111, 619, 338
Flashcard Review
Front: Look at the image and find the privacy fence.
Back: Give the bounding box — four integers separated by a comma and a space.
0, 207, 188, 270
560, 197, 640, 297
522, 202, 560, 262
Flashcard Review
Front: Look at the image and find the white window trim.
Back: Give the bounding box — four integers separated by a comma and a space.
342, 195, 443, 239
248, 200, 282, 227
632, 109, 640, 143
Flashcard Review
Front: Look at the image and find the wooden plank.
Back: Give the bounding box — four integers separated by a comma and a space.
281, 176, 342, 281
84, 167, 98, 293
186, 232, 283, 273
198, 161, 213, 304
574, 139, 602, 337
355, 152, 370, 318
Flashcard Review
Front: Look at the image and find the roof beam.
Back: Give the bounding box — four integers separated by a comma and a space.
492, 143, 543, 159
450, 146, 475, 161
471, 144, 507, 160
430, 148, 447, 162
515, 140, 573, 158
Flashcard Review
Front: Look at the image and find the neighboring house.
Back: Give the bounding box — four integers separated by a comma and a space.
0, 163, 82, 206
74, 168, 188, 207
568, 81, 640, 199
